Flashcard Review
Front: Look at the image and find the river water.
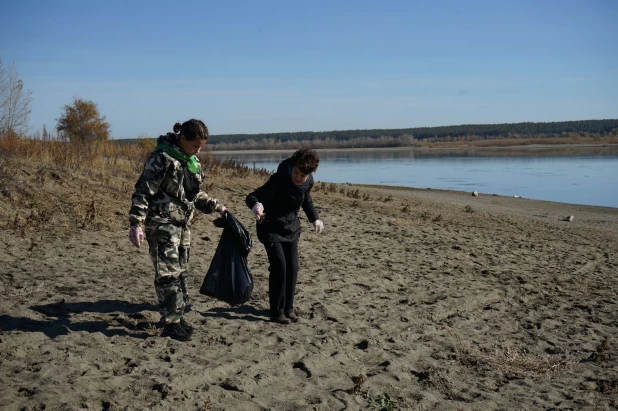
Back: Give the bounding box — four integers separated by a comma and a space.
211, 146, 618, 208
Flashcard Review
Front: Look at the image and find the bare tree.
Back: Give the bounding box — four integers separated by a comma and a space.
0, 59, 33, 134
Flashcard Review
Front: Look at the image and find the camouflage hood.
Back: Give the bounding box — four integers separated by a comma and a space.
157, 132, 179, 148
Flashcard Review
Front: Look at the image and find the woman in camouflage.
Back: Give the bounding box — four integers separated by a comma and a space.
129, 119, 226, 341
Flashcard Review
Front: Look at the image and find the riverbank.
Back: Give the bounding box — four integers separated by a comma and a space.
1, 165, 617, 410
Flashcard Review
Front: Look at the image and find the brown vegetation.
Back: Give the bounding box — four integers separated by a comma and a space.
55, 97, 111, 143
211, 133, 618, 151
0, 133, 270, 237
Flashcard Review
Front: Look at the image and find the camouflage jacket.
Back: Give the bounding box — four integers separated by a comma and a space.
129, 133, 221, 227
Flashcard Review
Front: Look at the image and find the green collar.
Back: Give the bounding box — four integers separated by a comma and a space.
156, 144, 200, 174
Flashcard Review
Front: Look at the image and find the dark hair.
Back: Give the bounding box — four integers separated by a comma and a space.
174, 119, 209, 141
290, 149, 319, 174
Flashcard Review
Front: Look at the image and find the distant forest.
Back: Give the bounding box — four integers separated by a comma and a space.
120, 119, 618, 150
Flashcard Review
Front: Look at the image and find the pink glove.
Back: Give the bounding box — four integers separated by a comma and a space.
312, 219, 324, 234
129, 226, 144, 247
219, 206, 227, 216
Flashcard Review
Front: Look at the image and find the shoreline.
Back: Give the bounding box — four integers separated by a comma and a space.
345, 183, 618, 211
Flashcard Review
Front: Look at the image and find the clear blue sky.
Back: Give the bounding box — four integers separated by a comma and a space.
1, 0, 617, 138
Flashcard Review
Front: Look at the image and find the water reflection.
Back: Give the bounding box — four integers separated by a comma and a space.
210, 146, 618, 207
211, 146, 618, 162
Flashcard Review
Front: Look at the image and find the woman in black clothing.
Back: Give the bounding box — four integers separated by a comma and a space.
246, 149, 323, 324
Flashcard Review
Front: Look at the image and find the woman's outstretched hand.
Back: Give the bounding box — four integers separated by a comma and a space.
129, 225, 144, 247
312, 219, 324, 234
252, 202, 264, 221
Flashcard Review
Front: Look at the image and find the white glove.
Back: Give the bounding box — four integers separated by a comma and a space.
129, 226, 144, 247
312, 219, 324, 234
252, 202, 264, 220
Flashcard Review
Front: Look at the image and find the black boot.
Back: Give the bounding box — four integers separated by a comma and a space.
285, 310, 298, 323
179, 317, 195, 334
161, 322, 192, 342
270, 314, 290, 325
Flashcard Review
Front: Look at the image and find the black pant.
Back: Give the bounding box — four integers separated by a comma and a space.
265, 240, 298, 317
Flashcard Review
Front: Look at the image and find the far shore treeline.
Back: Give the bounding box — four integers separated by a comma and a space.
118, 119, 618, 151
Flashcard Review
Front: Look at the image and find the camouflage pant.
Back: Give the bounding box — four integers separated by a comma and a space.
145, 222, 191, 324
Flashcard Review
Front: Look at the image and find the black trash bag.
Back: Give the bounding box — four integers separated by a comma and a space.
199, 211, 254, 306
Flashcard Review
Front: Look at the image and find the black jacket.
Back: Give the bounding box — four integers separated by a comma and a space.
246, 159, 319, 244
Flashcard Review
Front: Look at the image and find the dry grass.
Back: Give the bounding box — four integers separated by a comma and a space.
0, 133, 267, 237
0, 132, 152, 177
463, 135, 618, 148
456, 337, 573, 378
144, 323, 162, 337
346, 372, 367, 395
314, 181, 339, 194
0, 281, 47, 303
586, 340, 612, 365
197, 398, 212, 411
199, 153, 272, 178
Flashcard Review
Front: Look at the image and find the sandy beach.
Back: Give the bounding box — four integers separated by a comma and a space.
1, 165, 617, 410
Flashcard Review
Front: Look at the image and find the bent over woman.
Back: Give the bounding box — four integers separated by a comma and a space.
129, 119, 226, 341
246, 149, 324, 324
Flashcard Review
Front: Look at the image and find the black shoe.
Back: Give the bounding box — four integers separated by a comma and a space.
161, 322, 193, 341
179, 317, 195, 334
270, 314, 290, 325
285, 311, 298, 323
